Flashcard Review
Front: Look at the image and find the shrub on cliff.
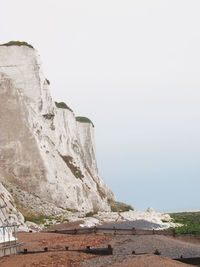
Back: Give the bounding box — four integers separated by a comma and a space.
108, 199, 133, 212
55, 101, 73, 112
45, 79, 50, 85
85, 210, 98, 217
0, 41, 34, 49
76, 116, 94, 127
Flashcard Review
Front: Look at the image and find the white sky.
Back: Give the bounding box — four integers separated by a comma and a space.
1, 0, 200, 211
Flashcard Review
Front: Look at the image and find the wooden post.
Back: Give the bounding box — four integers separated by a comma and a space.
108, 245, 113, 255
132, 227, 136, 235
154, 249, 161, 255
173, 229, 176, 237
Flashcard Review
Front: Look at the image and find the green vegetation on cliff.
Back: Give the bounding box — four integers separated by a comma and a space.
0, 41, 34, 49
55, 101, 73, 112
59, 154, 84, 180
85, 210, 99, 217
108, 199, 133, 212
24, 215, 50, 224
46, 79, 50, 85
76, 116, 94, 127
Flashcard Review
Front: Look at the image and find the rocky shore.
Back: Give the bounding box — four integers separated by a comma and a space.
22, 208, 178, 233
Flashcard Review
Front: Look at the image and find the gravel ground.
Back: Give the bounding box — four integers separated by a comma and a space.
113, 254, 193, 267
0, 232, 113, 267
82, 235, 200, 267
43, 220, 85, 231
98, 219, 163, 230
1, 221, 199, 267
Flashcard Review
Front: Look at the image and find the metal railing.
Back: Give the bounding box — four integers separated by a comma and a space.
0, 197, 20, 257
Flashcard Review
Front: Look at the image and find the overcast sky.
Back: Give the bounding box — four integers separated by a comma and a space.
1, 0, 200, 211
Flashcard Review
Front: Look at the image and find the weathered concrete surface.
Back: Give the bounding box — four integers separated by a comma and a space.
0, 45, 115, 220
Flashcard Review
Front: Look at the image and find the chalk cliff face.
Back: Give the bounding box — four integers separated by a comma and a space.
0, 45, 115, 216
0, 183, 24, 227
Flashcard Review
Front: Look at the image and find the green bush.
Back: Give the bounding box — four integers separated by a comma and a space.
169, 212, 200, 235
24, 215, 46, 224
0, 41, 34, 49
108, 199, 133, 212
170, 212, 200, 224
76, 117, 94, 127
62, 218, 69, 222
85, 209, 98, 217
24, 215, 56, 224
55, 101, 73, 112
173, 223, 200, 235
66, 208, 78, 213
44, 224, 52, 228
161, 219, 169, 223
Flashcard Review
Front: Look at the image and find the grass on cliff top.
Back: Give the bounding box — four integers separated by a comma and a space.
76, 116, 94, 127
55, 101, 73, 112
108, 199, 133, 212
0, 41, 34, 49
168, 211, 200, 236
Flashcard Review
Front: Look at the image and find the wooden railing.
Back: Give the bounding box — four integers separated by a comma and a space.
47, 227, 175, 236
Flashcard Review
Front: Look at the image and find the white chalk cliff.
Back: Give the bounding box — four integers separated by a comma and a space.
0, 44, 115, 219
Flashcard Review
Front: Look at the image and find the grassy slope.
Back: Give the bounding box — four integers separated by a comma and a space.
169, 211, 200, 235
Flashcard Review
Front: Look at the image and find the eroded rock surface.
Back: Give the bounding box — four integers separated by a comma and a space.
0, 182, 25, 230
